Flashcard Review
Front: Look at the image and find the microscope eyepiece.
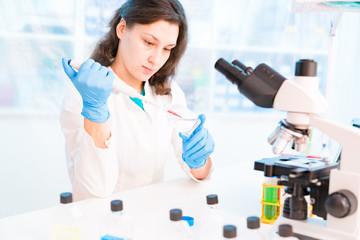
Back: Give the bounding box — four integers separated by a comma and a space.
214, 58, 231, 75
214, 58, 246, 86
295, 59, 317, 77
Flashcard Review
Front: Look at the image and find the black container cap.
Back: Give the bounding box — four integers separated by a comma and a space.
111, 200, 123, 212
223, 225, 237, 238
247, 216, 260, 229
60, 192, 73, 204
295, 59, 317, 77
206, 194, 219, 205
279, 224, 293, 237
170, 208, 182, 221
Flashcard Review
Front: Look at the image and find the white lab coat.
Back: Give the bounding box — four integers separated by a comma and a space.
60, 75, 209, 201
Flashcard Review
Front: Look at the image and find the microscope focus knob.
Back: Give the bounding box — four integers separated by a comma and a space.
325, 190, 357, 218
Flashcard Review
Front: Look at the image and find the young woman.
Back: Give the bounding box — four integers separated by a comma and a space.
60, 0, 214, 201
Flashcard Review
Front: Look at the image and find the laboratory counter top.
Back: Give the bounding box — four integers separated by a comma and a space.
0, 161, 268, 240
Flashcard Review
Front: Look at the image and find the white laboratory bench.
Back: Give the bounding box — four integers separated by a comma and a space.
0, 161, 268, 240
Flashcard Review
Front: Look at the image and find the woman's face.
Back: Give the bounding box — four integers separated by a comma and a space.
116, 19, 179, 84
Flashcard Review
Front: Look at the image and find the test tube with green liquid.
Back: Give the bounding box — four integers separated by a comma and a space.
264, 177, 278, 220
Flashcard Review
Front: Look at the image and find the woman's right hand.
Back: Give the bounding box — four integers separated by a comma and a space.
62, 58, 115, 123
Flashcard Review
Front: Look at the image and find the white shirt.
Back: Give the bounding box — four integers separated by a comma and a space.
60, 77, 208, 201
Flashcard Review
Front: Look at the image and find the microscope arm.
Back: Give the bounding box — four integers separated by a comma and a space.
309, 114, 360, 235
310, 115, 360, 174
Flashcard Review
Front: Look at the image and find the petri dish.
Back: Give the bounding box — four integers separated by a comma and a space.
170, 117, 201, 137
166, 105, 201, 137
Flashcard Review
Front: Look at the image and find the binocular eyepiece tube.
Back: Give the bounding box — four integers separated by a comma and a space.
214, 58, 286, 108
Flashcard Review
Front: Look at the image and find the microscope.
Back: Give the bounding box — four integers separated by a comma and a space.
215, 58, 360, 239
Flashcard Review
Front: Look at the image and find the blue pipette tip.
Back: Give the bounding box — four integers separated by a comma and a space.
68, 59, 71, 65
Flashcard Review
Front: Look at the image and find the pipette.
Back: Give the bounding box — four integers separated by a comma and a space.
68, 60, 182, 118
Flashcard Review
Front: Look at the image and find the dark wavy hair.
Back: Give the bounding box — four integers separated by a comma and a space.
90, 0, 188, 95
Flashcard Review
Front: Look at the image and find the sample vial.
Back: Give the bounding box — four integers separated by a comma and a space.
272, 224, 299, 240
50, 192, 82, 240
206, 194, 223, 221
100, 200, 133, 240
223, 225, 237, 239
238, 216, 268, 240
168, 208, 192, 240
198, 194, 224, 239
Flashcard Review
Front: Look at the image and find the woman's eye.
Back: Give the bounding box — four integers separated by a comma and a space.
144, 40, 153, 46
164, 48, 171, 52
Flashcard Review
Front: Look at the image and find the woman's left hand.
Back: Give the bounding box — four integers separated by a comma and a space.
179, 114, 215, 169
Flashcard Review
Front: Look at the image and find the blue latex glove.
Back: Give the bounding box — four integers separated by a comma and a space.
62, 58, 114, 123
179, 114, 215, 169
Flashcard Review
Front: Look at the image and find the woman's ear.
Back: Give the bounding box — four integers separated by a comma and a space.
116, 18, 127, 40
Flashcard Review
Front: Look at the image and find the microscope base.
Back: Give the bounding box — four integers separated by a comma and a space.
270, 216, 359, 240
